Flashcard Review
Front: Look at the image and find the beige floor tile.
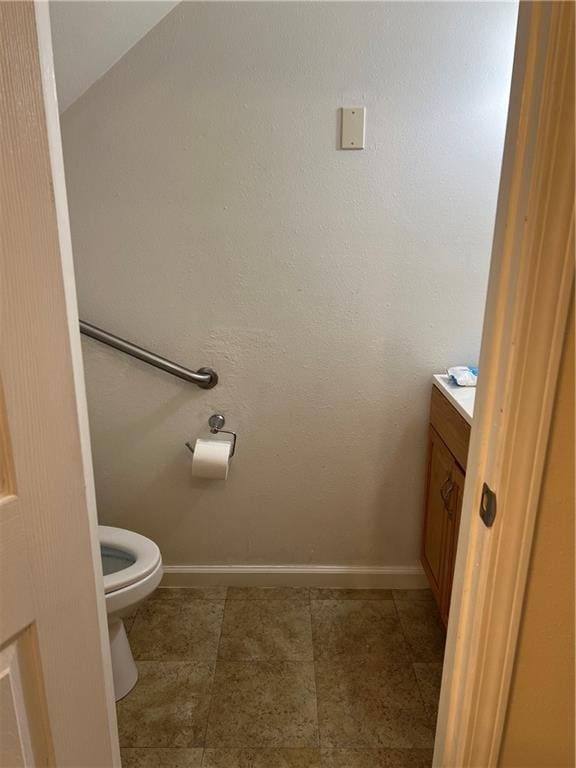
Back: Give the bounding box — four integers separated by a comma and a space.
310, 589, 393, 601
321, 748, 433, 767
311, 600, 411, 661
117, 661, 215, 747
206, 661, 318, 747
130, 600, 224, 661
218, 599, 313, 661
395, 602, 445, 663
315, 659, 435, 748
149, 587, 227, 602
412, 663, 443, 723
201, 748, 321, 767
227, 587, 309, 601
121, 748, 203, 767
392, 590, 435, 603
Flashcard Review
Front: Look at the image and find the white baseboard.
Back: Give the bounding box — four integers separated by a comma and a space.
161, 564, 427, 589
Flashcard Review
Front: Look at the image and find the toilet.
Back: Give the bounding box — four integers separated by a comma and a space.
99, 525, 163, 700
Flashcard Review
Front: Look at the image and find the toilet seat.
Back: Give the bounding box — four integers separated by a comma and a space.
99, 525, 161, 595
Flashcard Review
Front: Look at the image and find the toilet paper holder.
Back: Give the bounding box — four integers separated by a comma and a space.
185, 414, 237, 458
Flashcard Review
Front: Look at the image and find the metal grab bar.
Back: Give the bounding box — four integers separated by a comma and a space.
79, 320, 218, 389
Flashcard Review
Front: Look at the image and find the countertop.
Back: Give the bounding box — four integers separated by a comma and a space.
433, 374, 475, 425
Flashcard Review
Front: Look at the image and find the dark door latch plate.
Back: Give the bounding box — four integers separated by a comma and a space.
480, 483, 497, 527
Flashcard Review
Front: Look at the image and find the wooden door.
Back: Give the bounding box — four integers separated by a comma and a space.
421, 427, 454, 606
0, 4, 119, 766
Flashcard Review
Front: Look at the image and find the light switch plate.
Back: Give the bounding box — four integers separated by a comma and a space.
341, 107, 365, 149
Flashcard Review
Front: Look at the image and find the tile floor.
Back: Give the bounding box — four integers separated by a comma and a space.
118, 587, 445, 768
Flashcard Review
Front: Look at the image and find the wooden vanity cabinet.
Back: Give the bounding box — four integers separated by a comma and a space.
421, 386, 470, 625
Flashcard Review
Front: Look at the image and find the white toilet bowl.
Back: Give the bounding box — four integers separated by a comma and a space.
99, 525, 163, 700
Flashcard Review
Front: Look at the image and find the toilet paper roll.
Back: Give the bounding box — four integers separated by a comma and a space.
190, 438, 232, 480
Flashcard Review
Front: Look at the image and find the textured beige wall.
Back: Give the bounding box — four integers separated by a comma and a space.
499, 293, 575, 767
60, 2, 517, 567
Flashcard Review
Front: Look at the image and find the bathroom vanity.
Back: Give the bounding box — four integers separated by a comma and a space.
421, 375, 475, 626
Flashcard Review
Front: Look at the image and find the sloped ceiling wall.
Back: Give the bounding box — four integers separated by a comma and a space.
49, 0, 179, 112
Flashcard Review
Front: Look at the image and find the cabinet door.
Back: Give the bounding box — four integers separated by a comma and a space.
440, 463, 465, 624
421, 427, 454, 606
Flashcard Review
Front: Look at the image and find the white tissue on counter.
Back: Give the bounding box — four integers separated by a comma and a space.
447, 366, 478, 387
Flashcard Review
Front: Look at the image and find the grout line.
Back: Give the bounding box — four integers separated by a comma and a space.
201, 589, 228, 752
310, 588, 324, 755
392, 597, 431, 716
411, 662, 440, 731
394, 596, 443, 735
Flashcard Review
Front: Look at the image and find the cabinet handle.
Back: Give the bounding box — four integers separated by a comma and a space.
440, 476, 455, 515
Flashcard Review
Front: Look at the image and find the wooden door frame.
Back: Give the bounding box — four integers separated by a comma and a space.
434, 2, 574, 766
